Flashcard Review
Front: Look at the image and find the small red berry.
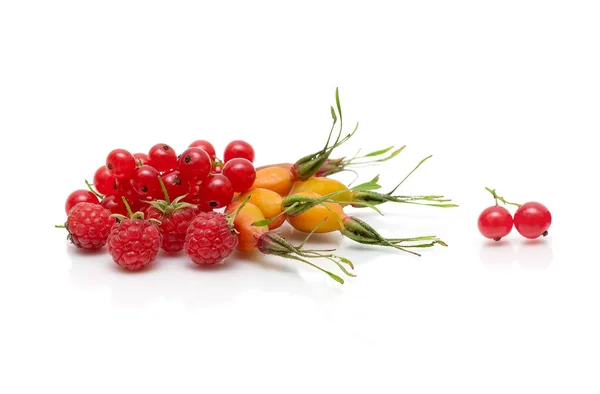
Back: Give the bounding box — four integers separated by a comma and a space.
100, 194, 129, 216
108, 218, 162, 271
93, 166, 118, 196
514, 202, 552, 239
178, 147, 212, 182
106, 149, 137, 179
161, 170, 189, 200
133, 153, 150, 166
148, 143, 178, 172
184, 211, 238, 265
478, 206, 513, 241
130, 165, 162, 199
224, 140, 255, 163
189, 140, 216, 160
65, 190, 99, 214
222, 158, 256, 192
197, 174, 234, 209
62, 202, 114, 249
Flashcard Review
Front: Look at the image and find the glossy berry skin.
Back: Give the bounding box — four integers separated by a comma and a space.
65, 190, 99, 214
100, 194, 128, 216
478, 206, 513, 241
93, 166, 118, 196
184, 211, 238, 265
224, 140, 255, 163
514, 202, 552, 239
133, 153, 150, 166
148, 143, 177, 172
108, 219, 162, 271
222, 158, 256, 192
183, 181, 214, 211
106, 149, 137, 179
198, 174, 234, 208
146, 206, 199, 252
130, 165, 162, 199
161, 170, 189, 200
178, 147, 212, 183
65, 203, 114, 249
189, 140, 216, 160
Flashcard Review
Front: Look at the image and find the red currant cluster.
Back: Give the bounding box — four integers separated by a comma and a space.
477, 187, 552, 242
59, 139, 258, 271
64, 140, 256, 216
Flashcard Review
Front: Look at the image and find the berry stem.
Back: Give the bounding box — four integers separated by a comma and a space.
484, 187, 521, 207
85, 179, 104, 199
157, 175, 171, 205
121, 196, 135, 218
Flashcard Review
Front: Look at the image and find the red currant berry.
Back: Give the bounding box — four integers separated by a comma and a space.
189, 140, 216, 160
514, 202, 552, 239
130, 165, 162, 199
106, 149, 136, 179
222, 158, 256, 192
100, 194, 128, 216
161, 170, 189, 200
478, 206, 513, 241
65, 190, 99, 214
148, 143, 177, 172
223, 140, 254, 163
178, 147, 211, 182
133, 152, 150, 166
93, 166, 118, 196
197, 175, 234, 209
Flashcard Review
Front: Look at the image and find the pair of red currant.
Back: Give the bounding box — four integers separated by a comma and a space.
478, 187, 552, 241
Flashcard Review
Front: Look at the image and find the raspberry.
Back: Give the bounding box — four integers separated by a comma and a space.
107, 218, 162, 271
146, 205, 199, 252
145, 180, 200, 252
184, 211, 238, 265
62, 202, 114, 249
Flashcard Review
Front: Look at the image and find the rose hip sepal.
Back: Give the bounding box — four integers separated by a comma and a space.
108, 197, 162, 271
56, 202, 115, 249
290, 88, 358, 181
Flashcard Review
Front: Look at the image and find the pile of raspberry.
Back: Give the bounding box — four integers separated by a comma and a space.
58, 140, 255, 271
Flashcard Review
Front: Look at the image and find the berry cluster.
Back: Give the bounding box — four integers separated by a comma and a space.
477, 187, 552, 241
59, 139, 257, 271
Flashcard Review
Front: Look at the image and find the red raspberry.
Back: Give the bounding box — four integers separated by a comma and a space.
107, 218, 162, 271
62, 202, 114, 249
184, 211, 238, 265
146, 204, 199, 252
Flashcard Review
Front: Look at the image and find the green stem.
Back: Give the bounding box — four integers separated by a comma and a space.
157, 175, 171, 205
387, 155, 432, 195
484, 187, 521, 207
121, 196, 134, 218
85, 180, 104, 200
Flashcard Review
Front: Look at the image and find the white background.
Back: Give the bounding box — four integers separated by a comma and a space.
1, 1, 599, 393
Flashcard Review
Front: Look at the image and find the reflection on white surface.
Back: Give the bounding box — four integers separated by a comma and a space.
479, 239, 517, 269
479, 237, 553, 272
515, 238, 554, 272
66, 246, 344, 309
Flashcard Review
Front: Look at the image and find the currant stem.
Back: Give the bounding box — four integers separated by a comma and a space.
121, 196, 135, 218
484, 187, 521, 208
85, 179, 104, 200
157, 175, 171, 205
